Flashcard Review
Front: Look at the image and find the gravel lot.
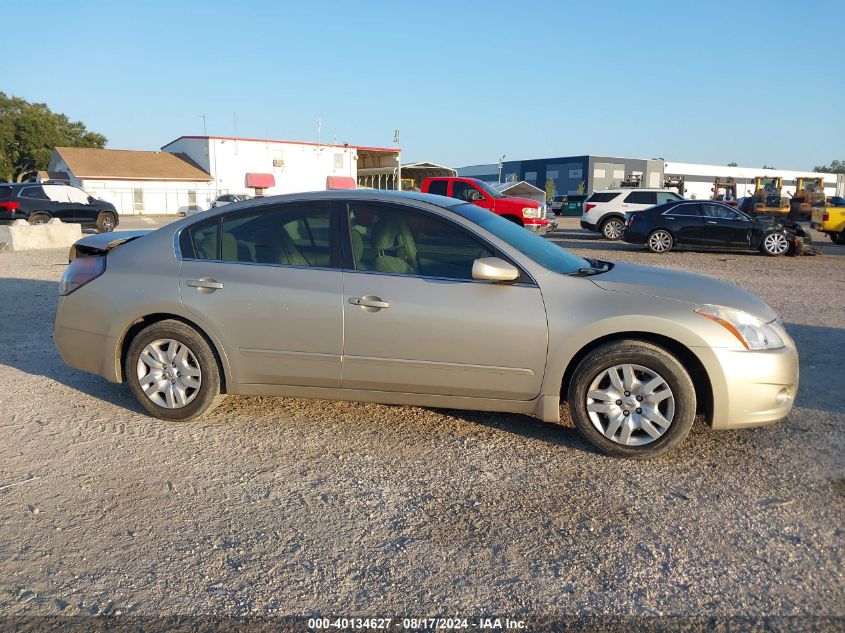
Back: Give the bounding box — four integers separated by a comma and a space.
0, 218, 843, 628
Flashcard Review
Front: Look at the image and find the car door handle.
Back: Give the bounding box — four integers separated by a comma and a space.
187, 278, 224, 291
349, 296, 389, 310
706, 221, 718, 224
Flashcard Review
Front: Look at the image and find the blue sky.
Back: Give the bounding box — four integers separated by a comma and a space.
3, 0, 843, 170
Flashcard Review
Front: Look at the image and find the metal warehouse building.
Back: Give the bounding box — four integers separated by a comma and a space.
459, 156, 845, 200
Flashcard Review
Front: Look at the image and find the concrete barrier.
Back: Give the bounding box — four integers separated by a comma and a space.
0, 219, 83, 251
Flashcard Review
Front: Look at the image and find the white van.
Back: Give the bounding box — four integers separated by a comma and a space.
581, 188, 683, 240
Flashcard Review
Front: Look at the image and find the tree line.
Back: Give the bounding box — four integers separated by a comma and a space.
0, 92, 106, 183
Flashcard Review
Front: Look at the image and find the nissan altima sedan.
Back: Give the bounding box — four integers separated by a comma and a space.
54, 191, 799, 459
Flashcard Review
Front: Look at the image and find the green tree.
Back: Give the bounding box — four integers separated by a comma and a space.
0, 93, 106, 182
544, 177, 556, 202
813, 160, 845, 174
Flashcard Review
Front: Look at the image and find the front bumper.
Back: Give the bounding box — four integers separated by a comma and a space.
705, 344, 799, 430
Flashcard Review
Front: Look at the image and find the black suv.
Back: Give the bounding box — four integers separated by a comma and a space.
0, 183, 119, 232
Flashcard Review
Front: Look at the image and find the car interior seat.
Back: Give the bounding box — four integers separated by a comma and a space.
253, 227, 309, 266
371, 215, 418, 274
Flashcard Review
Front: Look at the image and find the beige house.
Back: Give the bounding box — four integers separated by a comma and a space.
42, 147, 213, 215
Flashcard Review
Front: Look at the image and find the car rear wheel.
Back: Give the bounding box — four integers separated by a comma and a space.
761, 232, 789, 256
646, 229, 673, 253
567, 340, 696, 459
28, 213, 50, 225
831, 231, 845, 245
600, 217, 624, 240
96, 211, 116, 233
126, 320, 222, 421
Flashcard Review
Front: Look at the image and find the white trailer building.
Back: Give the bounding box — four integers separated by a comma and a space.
161, 136, 401, 199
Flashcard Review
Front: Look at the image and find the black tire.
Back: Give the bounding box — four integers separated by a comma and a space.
96, 211, 116, 233
832, 231, 845, 245
646, 229, 674, 253
28, 213, 50, 225
760, 231, 790, 256
126, 319, 222, 421
600, 216, 625, 240
567, 340, 696, 459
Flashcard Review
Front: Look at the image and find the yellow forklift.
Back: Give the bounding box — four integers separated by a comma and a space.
753, 176, 790, 215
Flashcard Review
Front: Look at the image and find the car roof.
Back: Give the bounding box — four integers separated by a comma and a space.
197, 189, 467, 216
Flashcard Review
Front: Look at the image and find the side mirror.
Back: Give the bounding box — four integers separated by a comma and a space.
472, 257, 519, 282
469, 190, 484, 202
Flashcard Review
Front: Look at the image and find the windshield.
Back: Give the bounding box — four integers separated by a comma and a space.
454, 204, 589, 274
473, 180, 505, 199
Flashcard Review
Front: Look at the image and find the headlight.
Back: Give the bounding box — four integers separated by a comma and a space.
522, 206, 541, 218
694, 304, 785, 350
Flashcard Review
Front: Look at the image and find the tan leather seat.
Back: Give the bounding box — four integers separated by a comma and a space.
371, 216, 417, 274
253, 228, 309, 266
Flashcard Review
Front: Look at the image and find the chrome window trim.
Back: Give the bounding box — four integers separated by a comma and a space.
661, 203, 701, 217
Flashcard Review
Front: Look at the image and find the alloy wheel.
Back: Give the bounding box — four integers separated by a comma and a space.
136, 339, 202, 409
603, 219, 624, 239
585, 363, 675, 446
101, 214, 115, 231
648, 230, 672, 252
763, 233, 789, 255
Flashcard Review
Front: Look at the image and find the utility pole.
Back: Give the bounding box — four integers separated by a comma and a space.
199, 114, 207, 136
498, 154, 506, 183
394, 129, 401, 191
317, 118, 322, 145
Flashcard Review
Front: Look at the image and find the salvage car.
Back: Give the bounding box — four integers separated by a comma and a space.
54, 191, 798, 459
623, 200, 812, 255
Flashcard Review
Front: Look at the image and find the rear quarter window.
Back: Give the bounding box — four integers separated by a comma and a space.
586, 192, 621, 203
19, 186, 50, 201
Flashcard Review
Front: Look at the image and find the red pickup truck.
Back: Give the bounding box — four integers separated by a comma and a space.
421, 177, 555, 235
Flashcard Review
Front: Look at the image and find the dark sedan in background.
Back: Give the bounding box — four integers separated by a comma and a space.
0, 182, 118, 232
623, 200, 812, 256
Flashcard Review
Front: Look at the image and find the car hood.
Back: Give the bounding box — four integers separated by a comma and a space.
589, 262, 778, 322
500, 195, 540, 207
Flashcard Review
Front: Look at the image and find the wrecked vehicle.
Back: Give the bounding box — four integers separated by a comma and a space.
622, 200, 814, 255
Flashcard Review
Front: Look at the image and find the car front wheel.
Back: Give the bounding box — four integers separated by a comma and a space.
567, 340, 696, 459
761, 231, 789, 256
646, 229, 674, 253
600, 217, 625, 240
126, 320, 222, 421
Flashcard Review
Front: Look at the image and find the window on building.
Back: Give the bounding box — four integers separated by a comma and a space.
547, 170, 559, 179
426, 180, 448, 196
334, 153, 344, 169
524, 171, 538, 183
133, 188, 144, 212
188, 191, 197, 207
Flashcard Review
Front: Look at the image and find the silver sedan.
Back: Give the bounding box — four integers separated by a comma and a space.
54, 191, 798, 458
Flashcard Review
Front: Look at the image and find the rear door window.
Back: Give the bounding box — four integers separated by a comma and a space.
426, 180, 448, 196
624, 191, 657, 205
586, 192, 620, 203
19, 186, 50, 201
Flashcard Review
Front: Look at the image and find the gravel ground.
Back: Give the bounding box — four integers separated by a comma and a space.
0, 219, 843, 629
